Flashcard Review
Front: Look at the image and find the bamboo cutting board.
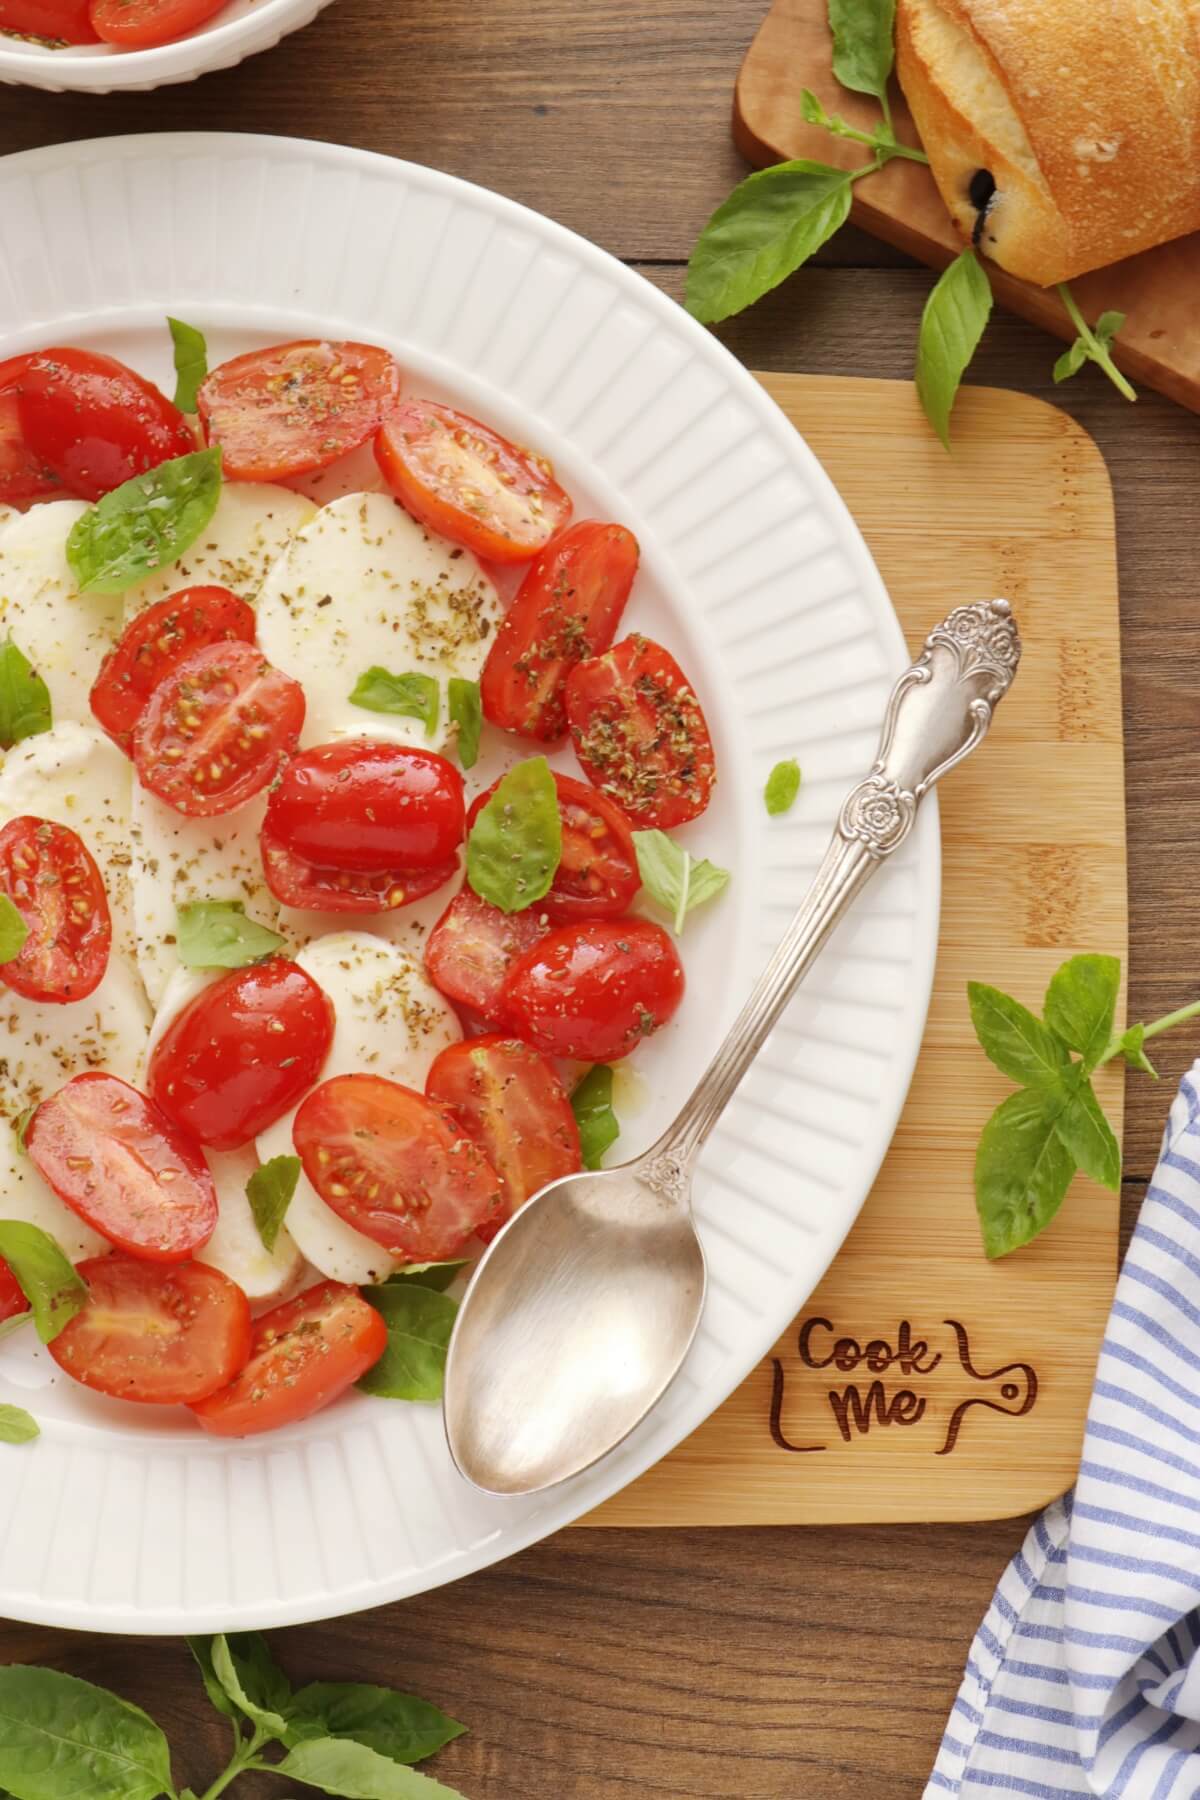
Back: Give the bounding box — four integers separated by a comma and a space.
731, 0, 1200, 414
583, 371, 1124, 1527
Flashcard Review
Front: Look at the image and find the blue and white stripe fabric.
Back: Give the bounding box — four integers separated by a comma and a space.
929, 1065, 1200, 1798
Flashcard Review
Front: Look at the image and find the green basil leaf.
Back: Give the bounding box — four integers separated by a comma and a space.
284, 1681, 465, 1766
383, 1261, 467, 1293
167, 316, 208, 414
447, 677, 482, 770
915, 250, 992, 449
66, 448, 223, 595
176, 899, 285, 970
633, 828, 729, 935
0, 637, 52, 749
1095, 309, 1126, 346
1055, 1080, 1121, 1191
0, 895, 28, 964
350, 667, 440, 738
210, 1632, 291, 1734
1043, 954, 1120, 1073
0, 1221, 87, 1344
273, 1736, 466, 1798
358, 1285, 458, 1403
247, 1155, 301, 1254
966, 982, 1071, 1092
1117, 1021, 1159, 1079
186, 1637, 240, 1723
828, 0, 895, 102
764, 758, 801, 817
571, 1065, 619, 1171
466, 756, 561, 914
974, 1086, 1076, 1258
1053, 339, 1088, 384
0, 1665, 175, 1800
686, 161, 853, 325
0, 1404, 38, 1444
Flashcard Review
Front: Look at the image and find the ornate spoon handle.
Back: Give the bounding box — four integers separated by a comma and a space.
644, 599, 1021, 1184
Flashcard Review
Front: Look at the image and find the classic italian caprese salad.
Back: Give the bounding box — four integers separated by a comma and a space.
0, 329, 729, 1441
1, 0, 243, 50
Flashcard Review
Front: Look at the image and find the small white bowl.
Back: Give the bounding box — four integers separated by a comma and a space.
0, 0, 334, 91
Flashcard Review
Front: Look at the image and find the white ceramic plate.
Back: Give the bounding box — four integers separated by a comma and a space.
0, 133, 939, 1633
0, 0, 332, 93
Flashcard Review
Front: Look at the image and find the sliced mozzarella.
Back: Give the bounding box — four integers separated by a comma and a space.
0, 500, 123, 728
256, 492, 503, 752
122, 481, 316, 618
131, 786, 281, 1007
0, 722, 136, 962
257, 930, 461, 1284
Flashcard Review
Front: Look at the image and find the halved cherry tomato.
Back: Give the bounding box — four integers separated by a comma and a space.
133, 641, 305, 819
424, 888, 549, 1024
197, 341, 401, 482
260, 829, 458, 914
376, 400, 571, 564
147, 959, 334, 1151
0, 0, 98, 40
189, 1280, 387, 1438
15, 348, 194, 501
264, 741, 464, 873
293, 1074, 505, 1259
565, 634, 716, 828
90, 586, 256, 753
89, 0, 225, 45
0, 1257, 29, 1330
48, 1255, 251, 1406
27, 1072, 218, 1263
0, 363, 60, 510
481, 522, 638, 740
503, 918, 684, 1062
467, 770, 639, 923
426, 1035, 581, 1241
0, 817, 111, 1005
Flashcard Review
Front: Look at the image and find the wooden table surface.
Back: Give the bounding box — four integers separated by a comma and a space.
2, 3, 1198, 1795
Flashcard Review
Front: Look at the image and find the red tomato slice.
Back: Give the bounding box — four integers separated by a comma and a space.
423, 888, 549, 1024
264, 741, 464, 874
15, 348, 194, 501
293, 1074, 505, 1259
467, 770, 639, 923
565, 634, 717, 829
0, 390, 61, 511
90, 586, 256, 753
48, 1255, 251, 1406
0, 1257, 30, 1329
0, 816, 112, 1005
133, 641, 304, 818
0, 0, 98, 39
376, 400, 572, 564
260, 825, 458, 914
147, 959, 334, 1151
89, 0, 225, 45
189, 1280, 387, 1438
27, 1072, 218, 1264
425, 1035, 581, 1241
503, 918, 685, 1062
481, 522, 639, 740
197, 341, 401, 482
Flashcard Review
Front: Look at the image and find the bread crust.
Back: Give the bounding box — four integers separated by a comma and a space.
896, 0, 1200, 286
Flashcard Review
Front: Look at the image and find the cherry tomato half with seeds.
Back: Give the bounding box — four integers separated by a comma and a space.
27, 1072, 218, 1264
0, 1257, 30, 1330
502, 917, 685, 1062
466, 770, 639, 924
197, 340, 402, 482
15, 348, 194, 501
89, 0, 225, 45
133, 640, 305, 819
565, 633, 716, 829
147, 959, 335, 1151
264, 741, 464, 874
0, 0, 97, 40
259, 826, 459, 914
90, 586, 257, 752
0, 816, 112, 1005
481, 522, 639, 740
376, 399, 572, 564
189, 1280, 387, 1438
293, 1073, 505, 1261
0, 361, 61, 511
49, 1255, 251, 1406
423, 888, 550, 1025
425, 1035, 581, 1241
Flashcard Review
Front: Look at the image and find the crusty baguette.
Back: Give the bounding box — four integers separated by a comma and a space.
895, 0, 1200, 287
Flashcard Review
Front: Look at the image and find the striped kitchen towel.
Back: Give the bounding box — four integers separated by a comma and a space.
928, 1063, 1200, 1798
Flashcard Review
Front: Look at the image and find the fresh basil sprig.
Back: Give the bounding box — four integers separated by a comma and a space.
916, 250, 993, 450
246, 1155, 301, 1254
350, 667, 440, 738
0, 1220, 88, 1343
66, 447, 223, 595
447, 677, 482, 769
764, 758, 801, 816
466, 756, 562, 914
0, 635, 52, 749
1053, 287, 1136, 402
0, 1404, 38, 1444
358, 1282, 459, 1404
634, 829, 729, 935
571, 1065, 620, 1170
176, 900, 285, 969
167, 316, 208, 414
0, 894, 28, 964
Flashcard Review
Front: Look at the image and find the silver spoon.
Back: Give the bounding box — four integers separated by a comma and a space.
444, 598, 1021, 1497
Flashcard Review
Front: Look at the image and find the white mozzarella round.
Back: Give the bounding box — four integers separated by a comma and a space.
121, 482, 316, 617
256, 930, 461, 1284
0, 501, 123, 728
255, 492, 503, 752
0, 722, 136, 962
